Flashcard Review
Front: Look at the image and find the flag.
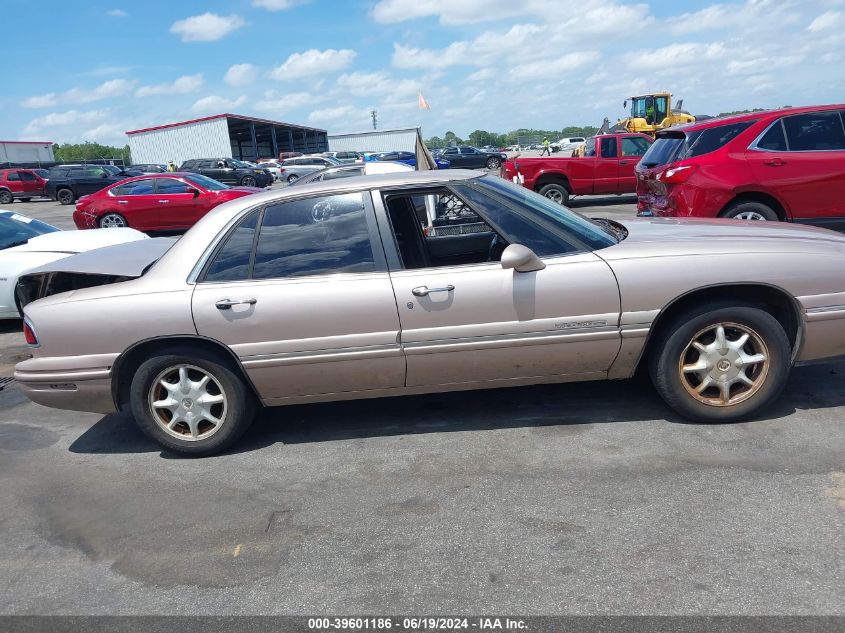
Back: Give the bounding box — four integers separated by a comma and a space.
418, 92, 431, 110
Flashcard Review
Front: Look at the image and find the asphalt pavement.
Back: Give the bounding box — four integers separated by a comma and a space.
1, 188, 843, 615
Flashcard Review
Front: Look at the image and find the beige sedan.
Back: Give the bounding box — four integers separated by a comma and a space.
14, 171, 845, 455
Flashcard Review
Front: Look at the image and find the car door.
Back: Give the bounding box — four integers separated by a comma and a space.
153, 177, 204, 229
201, 160, 227, 184
109, 178, 160, 230
373, 182, 621, 388
459, 147, 483, 168
79, 166, 112, 195
191, 191, 405, 401
746, 110, 845, 223
618, 136, 651, 192
593, 136, 620, 194
5, 171, 22, 197
18, 170, 44, 197
441, 147, 460, 167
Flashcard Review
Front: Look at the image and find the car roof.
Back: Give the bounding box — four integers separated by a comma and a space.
665, 103, 845, 134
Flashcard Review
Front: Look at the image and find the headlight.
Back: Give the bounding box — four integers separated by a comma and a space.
254, 169, 263, 174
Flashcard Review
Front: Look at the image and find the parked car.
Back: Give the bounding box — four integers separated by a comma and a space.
0, 169, 47, 204
45, 165, 127, 205
31, 169, 50, 180
501, 133, 653, 204
368, 151, 451, 169
0, 209, 146, 319
278, 155, 343, 182
553, 137, 587, 153
436, 146, 507, 169
180, 158, 273, 188
324, 151, 362, 164
16, 170, 845, 455
279, 151, 303, 161
288, 161, 413, 186
124, 164, 167, 176
255, 161, 284, 181
636, 104, 845, 228
73, 173, 261, 232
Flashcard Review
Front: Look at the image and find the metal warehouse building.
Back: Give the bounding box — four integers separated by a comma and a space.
0, 140, 54, 167
126, 113, 328, 166
328, 127, 422, 153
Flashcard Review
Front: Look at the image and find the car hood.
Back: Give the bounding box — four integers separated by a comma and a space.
218, 186, 262, 196
597, 217, 845, 260
23, 236, 176, 277
7, 227, 148, 254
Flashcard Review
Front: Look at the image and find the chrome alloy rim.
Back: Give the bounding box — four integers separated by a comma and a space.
679, 322, 769, 407
100, 213, 126, 228
242, 176, 256, 187
149, 364, 228, 441
734, 211, 766, 221
544, 189, 565, 204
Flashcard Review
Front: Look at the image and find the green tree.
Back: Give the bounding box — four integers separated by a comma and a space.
426, 135, 445, 149
53, 142, 131, 165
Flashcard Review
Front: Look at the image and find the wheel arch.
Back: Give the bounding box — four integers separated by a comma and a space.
720, 191, 790, 221
533, 171, 572, 193
635, 282, 804, 374
112, 334, 261, 411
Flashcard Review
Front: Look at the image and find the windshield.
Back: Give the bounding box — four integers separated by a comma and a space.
0, 212, 59, 249
186, 174, 229, 191
474, 176, 617, 250
229, 159, 250, 168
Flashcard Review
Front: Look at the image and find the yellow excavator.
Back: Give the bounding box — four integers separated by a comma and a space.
610, 92, 696, 137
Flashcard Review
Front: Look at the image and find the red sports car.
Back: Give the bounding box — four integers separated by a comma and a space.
73, 173, 261, 231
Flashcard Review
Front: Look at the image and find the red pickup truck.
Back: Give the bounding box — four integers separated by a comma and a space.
501, 133, 653, 204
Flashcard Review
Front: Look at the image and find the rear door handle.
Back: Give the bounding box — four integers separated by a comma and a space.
412, 285, 454, 297
215, 298, 257, 310
117, 200, 128, 204
763, 158, 786, 166
619, 160, 629, 165
158, 199, 170, 203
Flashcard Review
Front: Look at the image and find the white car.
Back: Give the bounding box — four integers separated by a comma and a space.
553, 137, 587, 153
256, 161, 284, 180
0, 210, 147, 319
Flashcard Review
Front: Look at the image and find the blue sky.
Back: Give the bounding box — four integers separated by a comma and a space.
2, 0, 843, 146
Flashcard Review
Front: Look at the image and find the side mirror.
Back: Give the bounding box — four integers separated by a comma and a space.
500, 244, 545, 273
186, 187, 200, 197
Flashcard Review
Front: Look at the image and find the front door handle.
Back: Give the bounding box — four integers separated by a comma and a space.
158, 199, 171, 203
215, 298, 257, 310
619, 160, 629, 165
763, 158, 786, 166
117, 200, 128, 204
412, 284, 455, 297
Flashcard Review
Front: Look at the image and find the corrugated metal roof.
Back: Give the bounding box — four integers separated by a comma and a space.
328, 128, 419, 153
126, 113, 326, 136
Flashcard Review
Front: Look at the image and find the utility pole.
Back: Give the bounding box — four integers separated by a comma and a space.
370, 109, 378, 130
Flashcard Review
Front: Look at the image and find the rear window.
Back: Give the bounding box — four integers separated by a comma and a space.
641, 121, 755, 167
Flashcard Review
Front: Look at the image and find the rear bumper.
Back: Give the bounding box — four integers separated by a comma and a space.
14, 365, 117, 414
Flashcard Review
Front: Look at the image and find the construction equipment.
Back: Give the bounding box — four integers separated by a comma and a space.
610, 92, 695, 137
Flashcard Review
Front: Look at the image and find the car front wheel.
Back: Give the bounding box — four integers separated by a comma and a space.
240, 175, 256, 187
650, 305, 790, 422
130, 350, 256, 456
287, 174, 299, 183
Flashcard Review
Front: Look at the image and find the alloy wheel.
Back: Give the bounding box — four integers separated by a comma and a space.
287, 174, 299, 182
99, 213, 127, 228
149, 364, 228, 441
57, 189, 73, 205
734, 211, 767, 221
678, 322, 769, 407
544, 189, 565, 204
241, 176, 256, 187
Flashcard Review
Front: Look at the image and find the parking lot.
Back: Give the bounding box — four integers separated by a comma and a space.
1, 191, 844, 615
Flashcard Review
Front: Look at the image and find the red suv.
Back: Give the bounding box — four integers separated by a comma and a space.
0, 169, 47, 204
636, 104, 845, 228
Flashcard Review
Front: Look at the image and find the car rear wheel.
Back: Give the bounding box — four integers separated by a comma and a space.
720, 200, 779, 221
240, 175, 256, 187
0, 190, 12, 205
130, 350, 256, 457
485, 157, 500, 170
99, 213, 127, 228
56, 188, 74, 205
650, 304, 790, 422
287, 174, 299, 183
538, 183, 570, 205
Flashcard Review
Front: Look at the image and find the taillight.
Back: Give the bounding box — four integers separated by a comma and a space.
23, 319, 38, 346
658, 164, 698, 184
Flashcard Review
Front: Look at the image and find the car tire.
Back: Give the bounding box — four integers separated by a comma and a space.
649, 304, 791, 423
538, 183, 570, 205
56, 188, 75, 205
485, 157, 500, 170
129, 349, 257, 457
287, 174, 299, 183
0, 189, 13, 205
720, 200, 779, 221
99, 213, 128, 228
240, 175, 257, 187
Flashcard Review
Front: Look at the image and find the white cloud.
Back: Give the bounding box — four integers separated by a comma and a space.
392, 42, 471, 69
136, 74, 204, 97
308, 105, 367, 125
808, 11, 842, 31
22, 93, 58, 108
23, 110, 108, 137
224, 63, 257, 87
270, 48, 356, 80
170, 13, 245, 42
254, 91, 317, 113
192, 95, 248, 113
336, 71, 420, 101
374, 0, 530, 25
106, 8, 128, 17
508, 51, 599, 81
252, 0, 307, 10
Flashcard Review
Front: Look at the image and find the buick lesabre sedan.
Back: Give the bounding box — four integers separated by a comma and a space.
14, 171, 845, 456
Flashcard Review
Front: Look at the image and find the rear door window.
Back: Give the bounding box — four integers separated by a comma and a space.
203, 212, 259, 282
7, 171, 20, 181
685, 121, 755, 158
156, 178, 192, 194
756, 121, 788, 151
782, 111, 845, 151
